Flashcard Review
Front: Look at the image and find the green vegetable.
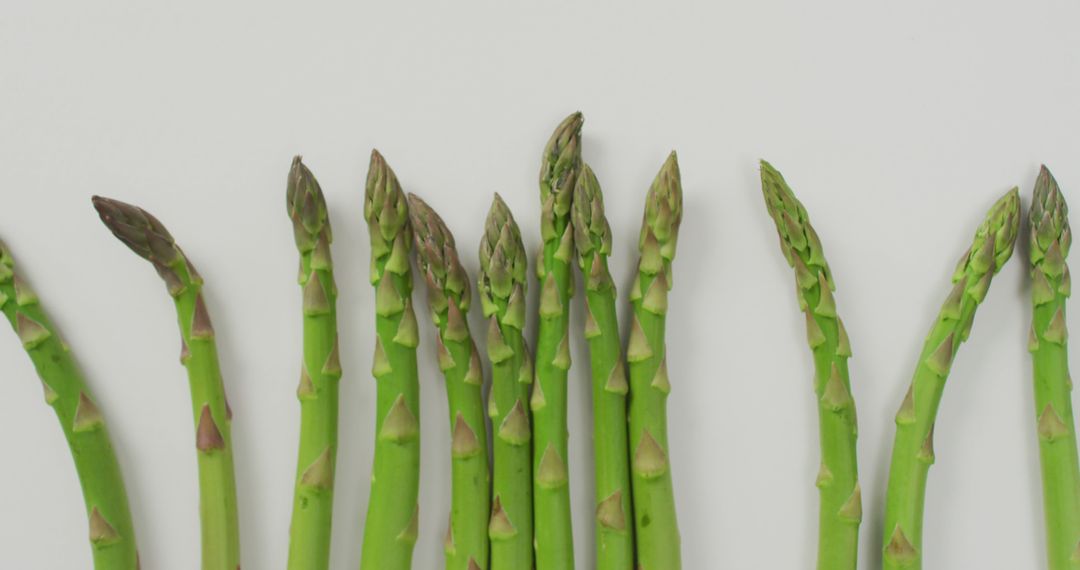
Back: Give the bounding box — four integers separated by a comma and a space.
533, 112, 583, 569
359, 150, 421, 570
627, 152, 683, 570
479, 194, 533, 569
407, 194, 490, 570
0, 240, 139, 570
1028, 165, 1080, 570
882, 187, 1020, 570
285, 157, 341, 570
571, 163, 634, 569
760, 161, 861, 570
93, 196, 240, 570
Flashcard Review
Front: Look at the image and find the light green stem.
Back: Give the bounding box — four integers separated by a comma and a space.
0, 242, 138, 570
760, 162, 860, 570
882, 188, 1019, 570
1028, 166, 1080, 570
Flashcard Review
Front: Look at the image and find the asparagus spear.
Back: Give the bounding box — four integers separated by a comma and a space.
533, 112, 583, 569
0, 240, 139, 569
882, 187, 1020, 570
571, 164, 635, 569
360, 150, 421, 570
760, 161, 861, 570
479, 194, 533, 569
1028, 166, 1080, 570
627, 152, 683, 569
407, 194, 490, 570
285, 157, 341, 570
93, 196, 240, 570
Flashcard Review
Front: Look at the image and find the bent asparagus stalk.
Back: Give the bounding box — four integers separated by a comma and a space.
407, 194, 490, 570
760, 161, 861, 570
479, 194, 533, 569
571, 164, 635, 569
882, 187, 1020, 570
0, 240, 139, 569
533, 112, 583, 569
285, 157, 342, 570
360, 150, 421, 570
1028, 166, 1080, 570
93, 196, 240, 570
627, 152, 683, 570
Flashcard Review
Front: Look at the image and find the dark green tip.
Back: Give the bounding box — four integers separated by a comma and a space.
286, 156, 331, 254
638, 151, 683, 261
479, 194, 527, 305
364, 149, 409, 244
408, 193, 470, 305
539, 112, 585, 221
572, 162, 613, 265
92, 195, 181, 267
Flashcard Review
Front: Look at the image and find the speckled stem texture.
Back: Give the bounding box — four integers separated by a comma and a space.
760, 162, 861, 570
480, 195, 534, 569
532, 112, 582, 569
882, 188, 1019, 570
408, 194, 490, 570
572, 164, 635, 569
93, 196, 240, 570
0, 240, 138, 569
627, 152, 683, 570
1028, 166, 1080, 570
360, 150, 421, 570
286, 158, 342, 570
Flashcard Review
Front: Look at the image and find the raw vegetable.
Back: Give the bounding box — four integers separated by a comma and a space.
408, 194, 490, 570
882, 187, 1020, 570
285, 157, 342, 570
359, 150, 421, 570
627, 152, 683, 570
93, 196, 241, 570
1028, 165, 1080, 570
571, 163, 635, 569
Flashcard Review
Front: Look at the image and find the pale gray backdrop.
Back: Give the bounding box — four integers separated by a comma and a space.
1, 1, 1077, 568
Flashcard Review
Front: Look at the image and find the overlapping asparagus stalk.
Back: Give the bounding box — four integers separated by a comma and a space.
360, 150, 421, 570
760, 162, 860, 570
93, 196, 240, 570
533, 112, 583, 568
1028, 166, 1080, 570
572, 164, 634, 569
407, 195, 490, 570
627, 152, 683, 569
479, 194, 533, 569
0, 240, 138, 569
882, 188, 1020, 570
285, 158, 341, 570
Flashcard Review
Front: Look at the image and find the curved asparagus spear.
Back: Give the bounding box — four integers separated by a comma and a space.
408, 194, 490, 570
0, 240, 138, 569
285, 157, 341, 570
93, 196, 240, 570
571, 164, 635, 569
1028, 166, 1080, 570
627, 152, 683, 569
360, 150, 421, 570
760, 161, 860, 570
533, 112, 582, 569
882, 187, 1020, 570
479, 194, 533, 569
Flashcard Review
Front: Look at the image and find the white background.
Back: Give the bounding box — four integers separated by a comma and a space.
1, 1, 1078, 568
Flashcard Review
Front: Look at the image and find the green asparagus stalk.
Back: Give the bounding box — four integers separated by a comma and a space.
533, 112, 583, 569
760, 161, 861, 570
360, 150, 421, 570
882, 187, 1020, 570
92, 196, 240, 570
479, 194, 533, 569
1028, 166, 1080, 570
627, 152, 683, 570
285, 157, 341, 570
407, 194, 490, 570
571, 164, 635, 569
0, 240, 138, 569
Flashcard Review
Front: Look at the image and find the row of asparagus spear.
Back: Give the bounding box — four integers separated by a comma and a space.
1, 110, 1076, 570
